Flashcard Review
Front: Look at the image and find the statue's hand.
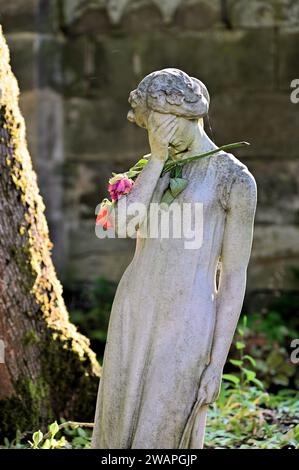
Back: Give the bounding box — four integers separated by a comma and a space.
148, 111, 177, 162
196, 364, 223, 406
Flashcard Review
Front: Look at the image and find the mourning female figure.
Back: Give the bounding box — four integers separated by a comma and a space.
92, 68, 257, 449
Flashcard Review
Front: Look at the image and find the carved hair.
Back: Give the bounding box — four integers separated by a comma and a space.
128, 68, 210, 119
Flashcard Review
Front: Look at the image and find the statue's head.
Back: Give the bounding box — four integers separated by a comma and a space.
127, 68, 210, 130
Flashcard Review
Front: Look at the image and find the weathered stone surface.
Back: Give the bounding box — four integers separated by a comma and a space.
278, 29, 299, 89
62, 160, 110, 221
210, 92, 299, 159
18, 88, 67, 275
62, 0, 86, 26
174, 0, 222, 30
63, 36, 94, 96
0, 0, 59, 33
36, 90, 66, 274
5, 33, 37, 90
94, 38, 138, 101
154, 30, 274, 92
253, 225, 299, 259
246, 160, 299, 226
18, 88, 66, 275
226, 0, 299, 28
93, 29, 275, 98
62, 1, 111, 35
120, 3, 164, 33
246, 158, 299, 290
152, 0, 182, 24
37, 35, 64, 91
19, 91, 38, 165
249, 225, 299, 290
38, 0, 60, 32
62, 0, 222, 32
6, 33, 63, 91
65, 97, 148, 160
0, 0, 38, 32
61, 0, 167, 33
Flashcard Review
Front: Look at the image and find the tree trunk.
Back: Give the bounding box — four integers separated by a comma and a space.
0, 26, 100, 440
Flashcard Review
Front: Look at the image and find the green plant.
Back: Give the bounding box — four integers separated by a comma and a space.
205, 385, 299, 448
234, 310, 299, 389
223, 316, 264, 390
205, 317, 299, 449
2, 420, 94, 449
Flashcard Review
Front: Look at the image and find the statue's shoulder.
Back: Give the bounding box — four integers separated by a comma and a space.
215, 151, 257, 209
215, 150, 246, 172
216, 151, 256, 187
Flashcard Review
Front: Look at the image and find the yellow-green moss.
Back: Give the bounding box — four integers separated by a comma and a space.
0, 377, 52, 440
0, 26, 100, 375
22, 330, 40, 346
0, 26, 101, 440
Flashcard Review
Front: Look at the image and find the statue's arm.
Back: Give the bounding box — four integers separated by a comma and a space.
210, 168, 257, 372
197, 167, 257, 405
112, 113, 177, 236
112, 157, 164, 236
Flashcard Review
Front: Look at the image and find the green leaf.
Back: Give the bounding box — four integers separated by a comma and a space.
273, 374, 289, 386
160, 189, 175, 206
100, 198, 113, 208
134, 158, 149, 166
250, 377, 264, 389
126, 170, 140, 178
49, 421, 59, 437
72, 436, 89, 448
243, 355, 256, 367
294, 424, 299, 441
243, 368, 256, 382
42, 439, 51, 449
169, 177, 188, 197
236, 341, 246, 350
129, 159, 148, 172
174, 165, 183, 178
222, 374, 240, 385
77, 428, 87, 438
229, 359, 243, 367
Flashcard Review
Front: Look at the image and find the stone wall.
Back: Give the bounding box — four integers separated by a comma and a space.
1, 0, 299, 294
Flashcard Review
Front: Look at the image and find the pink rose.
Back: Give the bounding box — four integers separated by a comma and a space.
108, 174, 134, 202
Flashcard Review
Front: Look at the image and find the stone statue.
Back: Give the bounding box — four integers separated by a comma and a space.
92, 68, 257, 449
